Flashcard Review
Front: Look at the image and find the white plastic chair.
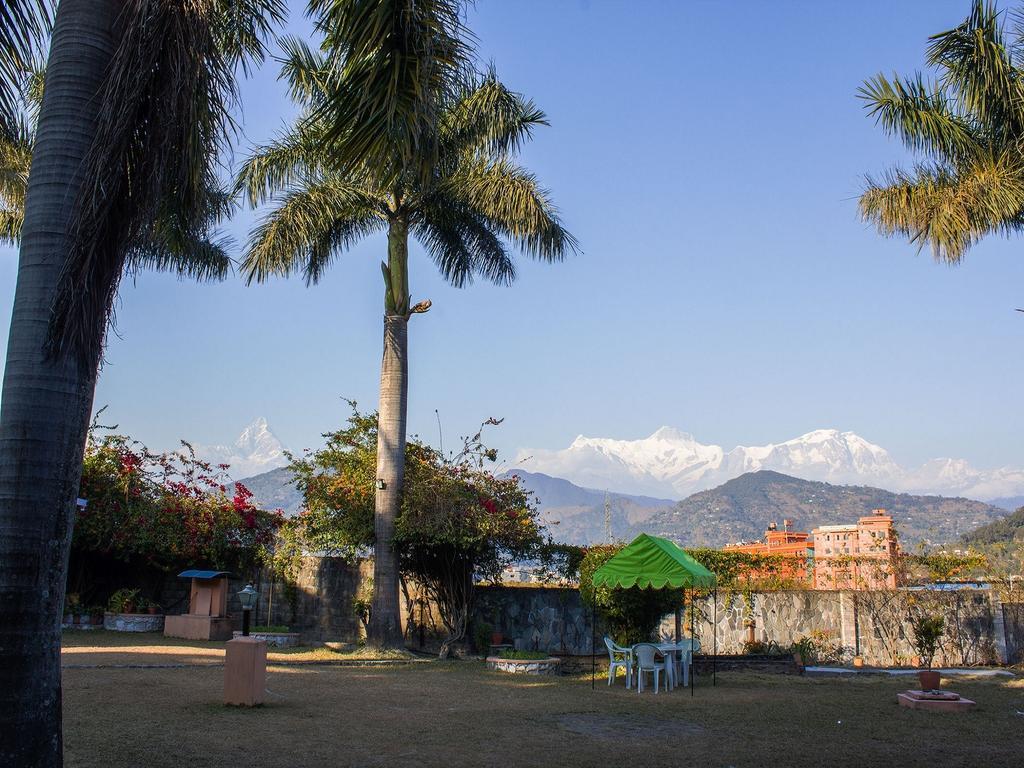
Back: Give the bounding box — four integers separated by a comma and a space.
604, 636, 633, 687
674, 638, 701, 687
633, 643, 668, 694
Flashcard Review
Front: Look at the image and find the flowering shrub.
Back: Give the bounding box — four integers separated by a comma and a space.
76, 431, 283, 571
289, 406, 544, 656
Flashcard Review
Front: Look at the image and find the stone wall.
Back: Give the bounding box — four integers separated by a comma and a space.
153, 556, 1020, 666
473, 585, 594, 654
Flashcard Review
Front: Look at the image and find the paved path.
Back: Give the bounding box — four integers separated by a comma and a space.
805, 666, 1015, 677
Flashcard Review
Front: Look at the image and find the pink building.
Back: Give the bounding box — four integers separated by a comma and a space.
812, 509, 899, 590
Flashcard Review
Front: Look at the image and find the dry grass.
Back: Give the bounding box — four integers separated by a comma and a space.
60, 637, 1023, 768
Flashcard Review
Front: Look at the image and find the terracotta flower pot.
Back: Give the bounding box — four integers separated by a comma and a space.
490, 632, 503, 645
147, 606, 158, 615
918, 670, 941, 691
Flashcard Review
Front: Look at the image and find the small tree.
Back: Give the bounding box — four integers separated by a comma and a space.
910, 614, 945, 670
291, 405, 544, 657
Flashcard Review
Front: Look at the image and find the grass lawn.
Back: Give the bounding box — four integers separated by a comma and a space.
61, 634, 1023, 768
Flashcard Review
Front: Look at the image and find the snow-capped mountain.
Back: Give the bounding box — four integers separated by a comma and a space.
193, 417, 288, 479
516, 427, 1024, 501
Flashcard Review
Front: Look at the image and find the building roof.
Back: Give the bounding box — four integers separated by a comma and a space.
812, 525, 858, 533
177, 569, 232, 580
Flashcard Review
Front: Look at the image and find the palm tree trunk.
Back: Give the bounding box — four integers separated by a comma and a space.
367, 218, 410, 648
0, 1, 117, 764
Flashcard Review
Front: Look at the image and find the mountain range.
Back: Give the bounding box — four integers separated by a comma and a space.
193, 417, 288, 480
201, 418, 1018, 547
516, 426, 1024, 501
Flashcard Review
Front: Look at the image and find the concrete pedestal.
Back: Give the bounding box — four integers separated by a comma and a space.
224, 637, 267, 707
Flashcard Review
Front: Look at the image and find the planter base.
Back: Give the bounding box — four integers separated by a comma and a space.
232, 630, 300, 648
486, 656, 561, 675
897, 690, 975, 712
104, 612, 165, 633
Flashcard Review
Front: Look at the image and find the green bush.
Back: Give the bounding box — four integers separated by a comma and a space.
473, 622, 493, 654
107, 588, 140, 613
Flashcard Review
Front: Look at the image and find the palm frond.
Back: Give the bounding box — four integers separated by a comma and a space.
927, 0, 1024, 135
309, 0, 474, 184
440, 69, 547, 161
861, 152, 1024, 262
129, 236, 233, 282
858, 72, 978, 160
236, 123, 327, 206
0, 206, 22, 245
415, 198, 514, 287
277, 35, 334, 105
47, 0, 282, 365
0, 113, 31, 211
243, 176, 386, 285
440, 157, 578, 261
0, 0, 50, 128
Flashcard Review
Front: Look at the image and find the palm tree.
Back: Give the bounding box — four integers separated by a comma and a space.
238, 37, 577, 647
0, 2, 282, 765
859, 0, 1024, 262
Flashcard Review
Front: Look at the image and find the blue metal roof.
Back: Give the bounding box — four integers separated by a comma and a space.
177, 569, 232, 580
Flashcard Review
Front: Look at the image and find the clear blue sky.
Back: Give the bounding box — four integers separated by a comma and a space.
2, 0, 1022, 471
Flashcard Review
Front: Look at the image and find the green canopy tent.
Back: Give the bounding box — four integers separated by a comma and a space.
590, 533, 719, 694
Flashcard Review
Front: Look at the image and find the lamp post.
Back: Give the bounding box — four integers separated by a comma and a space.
237, 583, 258, 637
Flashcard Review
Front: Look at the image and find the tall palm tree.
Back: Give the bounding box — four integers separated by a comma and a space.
0, 2, 282, 765
238, 38, 577, 647
859, 0, 1024, 262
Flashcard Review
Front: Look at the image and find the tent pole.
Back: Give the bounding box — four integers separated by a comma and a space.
689, 588, 694, 698
713, 586, 717, 687
591, 601, 595, 690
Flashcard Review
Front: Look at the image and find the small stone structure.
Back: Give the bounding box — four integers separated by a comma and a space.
486, 656, 561, 675
164, 569, 234, 641
232, 630, 300, 648
104, 612, 165, 633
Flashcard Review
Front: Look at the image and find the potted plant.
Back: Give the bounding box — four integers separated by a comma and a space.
64, 593, 81, 625
90, 606, 104, 626
146, 600, 161, 616
910, 614, 944, 691
108, 588, 140, 615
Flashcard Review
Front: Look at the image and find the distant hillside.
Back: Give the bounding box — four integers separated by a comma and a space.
989, 496, 1024, 512
961, 505, 1024, 548
237, 466, 303, 515
639, 471, 1010, 548
503, 470, 674, 545
237, 464, 1010, 549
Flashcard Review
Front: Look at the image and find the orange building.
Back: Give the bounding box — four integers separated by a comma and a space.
811, 509, 900, 590
723, 519, 814, 584
723, 510, 901, 590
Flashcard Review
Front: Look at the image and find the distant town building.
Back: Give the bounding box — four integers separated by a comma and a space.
723, 519, 813, 584
811, 508, 900, 590
723, 509, 900, 590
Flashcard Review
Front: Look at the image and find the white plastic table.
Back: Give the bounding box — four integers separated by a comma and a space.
657, 641, 696, 689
